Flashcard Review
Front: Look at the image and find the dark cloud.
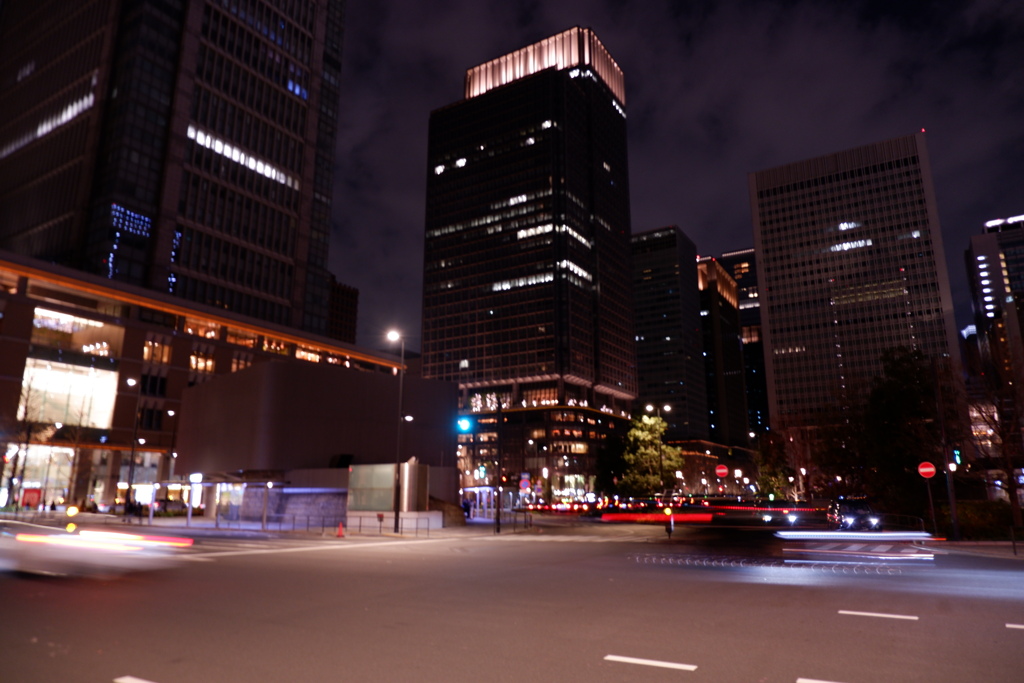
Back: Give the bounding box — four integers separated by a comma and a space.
331, 0, 1024, 350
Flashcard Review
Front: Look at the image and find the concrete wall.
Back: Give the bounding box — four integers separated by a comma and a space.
175, 360, 459, 474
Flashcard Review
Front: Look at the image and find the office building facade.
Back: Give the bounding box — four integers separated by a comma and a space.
717, 248, 770, 434
750, 133, 961, 435
0, 0, 347, 336
421, 28, 636, 504
697, 257, 749, 447
966, 213, 1024, 327
0, 249, 398, 510
631, 226, 708, 442
964, 214, 1024, 495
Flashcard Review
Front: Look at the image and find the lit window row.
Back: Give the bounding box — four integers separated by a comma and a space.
0, 90, 95, 161
512, 223, 591, 250
426, 192, 554, 238
112, 204, 152, 238
186, 124, 298, 189
984, 215, 1024, 228
558, 224, 591, 248
558, 260, 592, 281
828, 239, 873, 252
492, 272, 554, 292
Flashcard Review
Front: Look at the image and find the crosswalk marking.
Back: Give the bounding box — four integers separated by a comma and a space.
782, 541, 933, 560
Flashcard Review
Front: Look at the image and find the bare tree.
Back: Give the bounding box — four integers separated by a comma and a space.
4, 380, 45, 507
967, 386, 1024, 529
966, 324, 1024, 529
60, 400, 92, 506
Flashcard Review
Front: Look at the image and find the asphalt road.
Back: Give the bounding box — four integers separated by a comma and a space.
2, 520, 1023, 683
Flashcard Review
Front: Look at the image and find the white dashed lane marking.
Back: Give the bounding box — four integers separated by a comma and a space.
838, 609, 919, 621
604, 654, 697, 671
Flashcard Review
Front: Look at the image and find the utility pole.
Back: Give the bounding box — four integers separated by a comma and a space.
495, 399, 502, 534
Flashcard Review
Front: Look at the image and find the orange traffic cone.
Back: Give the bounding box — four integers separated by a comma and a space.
336, 522, 345, 538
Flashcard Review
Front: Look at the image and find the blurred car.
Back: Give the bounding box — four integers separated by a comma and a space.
755, 500, 807, 526
827, 498, 882, 531
0, 521, 192, 577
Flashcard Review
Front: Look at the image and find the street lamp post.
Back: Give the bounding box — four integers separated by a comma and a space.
166, 409, 178, 481
124, 378, 142, 520
945, 460, 960, 541
387, 331, 405, 534
645, 404, 671, 495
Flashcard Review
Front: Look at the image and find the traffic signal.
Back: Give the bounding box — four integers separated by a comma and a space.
457, 417, 473, 432
953, 448, 961, 465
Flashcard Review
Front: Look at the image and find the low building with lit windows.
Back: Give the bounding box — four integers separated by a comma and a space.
0, 250, 442, 513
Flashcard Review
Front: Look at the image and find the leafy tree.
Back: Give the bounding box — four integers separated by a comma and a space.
860, 347, 940, 515
812, 418, 868, 499
618, 415, 682, 497
754, 431, 795, 499
594, 430, 626, 496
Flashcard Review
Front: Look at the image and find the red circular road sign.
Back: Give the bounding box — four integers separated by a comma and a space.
715, 464, 729, 478
918, 461, 937, 478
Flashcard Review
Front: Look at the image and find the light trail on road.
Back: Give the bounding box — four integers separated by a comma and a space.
603, 654, 697, 671
838, 609, 919, 620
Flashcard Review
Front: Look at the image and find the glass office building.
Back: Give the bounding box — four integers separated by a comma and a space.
750, 133, 961, 434
421, 28, 637, 503
0, 0, 346, 336
631, 227, 708, 443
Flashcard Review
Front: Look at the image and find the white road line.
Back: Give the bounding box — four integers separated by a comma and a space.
797, 678, 848, 683
1007, 623, 1024, 630
603, 654, 697, 671
114, 676, 160, 683
189, 538, 447, 559
871, 544, 892, 552
838, 609, 918, 621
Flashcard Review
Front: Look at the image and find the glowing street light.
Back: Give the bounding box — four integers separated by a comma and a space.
124, 377, 142, 519
387, 330, 405, 534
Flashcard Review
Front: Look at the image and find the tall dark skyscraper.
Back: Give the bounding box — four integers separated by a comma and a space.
0, 0, 346, 336
751, 133, 961, 438
631, 226, 708, 442
421, 28, 636, 502
698, 256, 749, 447
966, 213, 1024, 327
717, 248, 770, 434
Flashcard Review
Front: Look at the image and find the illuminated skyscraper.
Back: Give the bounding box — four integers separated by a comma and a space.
421, 28, 636, 501
0, 0, 346, 335
966, 213, 1024, 327
750, 133, 961, 435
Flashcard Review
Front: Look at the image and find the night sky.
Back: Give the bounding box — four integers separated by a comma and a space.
329, 0, 1024, 352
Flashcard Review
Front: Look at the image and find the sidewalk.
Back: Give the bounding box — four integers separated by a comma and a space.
56, 511, 515, 540
921, 540, 1024, 561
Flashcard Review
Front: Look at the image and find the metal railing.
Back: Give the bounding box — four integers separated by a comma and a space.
879, 513, 927, 532
346, 514, 435, 537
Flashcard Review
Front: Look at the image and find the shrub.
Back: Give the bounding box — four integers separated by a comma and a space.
939, 500, 1016, 540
